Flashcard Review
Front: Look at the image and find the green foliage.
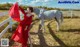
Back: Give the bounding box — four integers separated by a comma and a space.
0, 3, 80, 11
0, 3, 13, 10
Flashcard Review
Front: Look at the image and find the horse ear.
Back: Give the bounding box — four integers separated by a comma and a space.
33, 8, 40, 15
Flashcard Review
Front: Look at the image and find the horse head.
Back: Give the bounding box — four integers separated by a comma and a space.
33, 8, 45, 18
33, 7, 40, 15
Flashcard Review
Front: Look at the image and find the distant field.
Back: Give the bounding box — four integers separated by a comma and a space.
62, 11, 80, 18
0, 10, 80, 47
0, 10, 8, 12
0, 15, 9, 22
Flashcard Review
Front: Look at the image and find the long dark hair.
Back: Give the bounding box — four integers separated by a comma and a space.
28, 6, 34, 12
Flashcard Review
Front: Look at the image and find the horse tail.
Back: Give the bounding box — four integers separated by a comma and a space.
61, 12, 63, 23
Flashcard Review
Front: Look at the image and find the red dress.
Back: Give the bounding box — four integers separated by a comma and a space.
11, 12, 33, 47
9, 3, 33, 47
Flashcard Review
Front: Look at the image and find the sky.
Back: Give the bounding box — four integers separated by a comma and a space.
0, 0, 80, 9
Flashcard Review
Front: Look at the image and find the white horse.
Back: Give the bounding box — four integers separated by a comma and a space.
33, 8, 63, 31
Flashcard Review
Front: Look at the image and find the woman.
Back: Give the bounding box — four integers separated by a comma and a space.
11, 6, 34, 47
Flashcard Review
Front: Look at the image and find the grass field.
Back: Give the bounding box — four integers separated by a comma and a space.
0, 10, 80, 47
0, 10, 8, 12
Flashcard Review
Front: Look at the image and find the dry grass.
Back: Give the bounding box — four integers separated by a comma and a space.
0, 14, 9, 33
0, 15, 9, 22
0, 10, 80, 47
0, 10, 8, 12
29, 18, 80, 47
1, 18, 79, 47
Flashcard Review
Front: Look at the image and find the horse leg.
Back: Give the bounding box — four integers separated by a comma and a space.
40, 19, 45, 32
55, 17, 60, 31
40, 20, 42, 30
60, 12, 63, 23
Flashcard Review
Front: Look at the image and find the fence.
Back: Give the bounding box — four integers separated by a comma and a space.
0, 12, 33, 47
0, 12, 13, 38
62, 10, 80, 18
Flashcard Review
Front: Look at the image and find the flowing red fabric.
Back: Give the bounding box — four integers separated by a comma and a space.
9, 2, 20, 22
10, 2, 33, 47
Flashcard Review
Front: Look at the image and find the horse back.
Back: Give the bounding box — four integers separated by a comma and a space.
43, 10, 58, 19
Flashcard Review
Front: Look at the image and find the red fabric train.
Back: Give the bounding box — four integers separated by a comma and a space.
9, 2, 33, 47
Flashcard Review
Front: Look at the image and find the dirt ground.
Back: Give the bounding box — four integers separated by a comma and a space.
0, 18, 80, 47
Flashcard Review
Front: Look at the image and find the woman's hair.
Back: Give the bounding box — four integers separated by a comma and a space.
28, 6, 34, 12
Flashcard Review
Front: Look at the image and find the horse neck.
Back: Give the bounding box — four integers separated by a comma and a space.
34, 8, 40, 15
36, 12, 40, 15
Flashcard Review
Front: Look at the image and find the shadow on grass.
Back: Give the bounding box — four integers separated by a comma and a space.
37, 24, 49, 47
64, 16, 80, 19
60, 29, 80, 32
30, 44, 80, 47
47, 22, 67, 47
30, 19, 39, 29
28, 44, 65, 47
47, 21, 80, 47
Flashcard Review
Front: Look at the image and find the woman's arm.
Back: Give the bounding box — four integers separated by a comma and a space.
19, 6, 26, 14
19, 6, 27, 21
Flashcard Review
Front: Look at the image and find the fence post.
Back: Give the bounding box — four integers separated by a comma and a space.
9, 17, 12, 31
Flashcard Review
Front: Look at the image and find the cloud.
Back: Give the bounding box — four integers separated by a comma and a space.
18, 0, 23, 4
31, 0, 52, 3
0, 2, 15, 4
0, 2, 7, 4
28, 0, 53, 6
7, 1, 16, 4
44, 0, 52, 2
